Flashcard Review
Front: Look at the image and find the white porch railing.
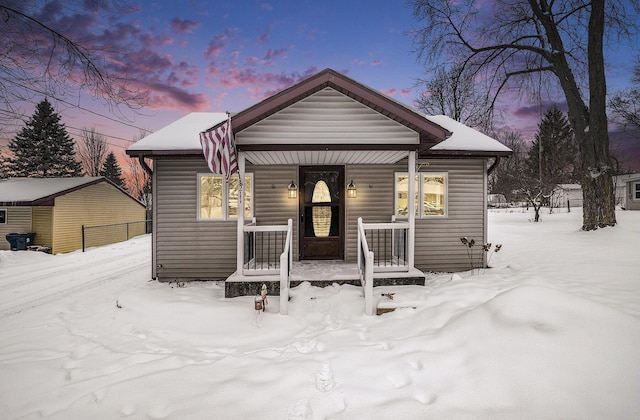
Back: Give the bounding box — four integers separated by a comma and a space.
357, 217, 374, 316
242, 219, 292, 315
279, 219, 293, 315
243, 220, 289, 275
358, 217, 410, 273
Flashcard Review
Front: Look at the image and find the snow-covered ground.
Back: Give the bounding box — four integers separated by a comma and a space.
0, 209, 639, 419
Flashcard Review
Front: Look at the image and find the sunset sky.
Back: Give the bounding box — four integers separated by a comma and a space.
2, 0, 639, 170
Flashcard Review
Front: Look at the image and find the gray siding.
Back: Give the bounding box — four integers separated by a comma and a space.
155, 159, 237, 280
154, 157, 487, 279
345, 159, 487, 271
414, 159, 487, 272
236, 87, 418, 146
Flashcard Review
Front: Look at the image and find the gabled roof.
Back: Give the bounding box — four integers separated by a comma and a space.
126, 68, 512, 160
0, 177, 144, 207
231, 68, 449, 144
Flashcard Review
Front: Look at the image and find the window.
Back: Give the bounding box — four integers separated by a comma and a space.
198, 174, 253, 220
0, 209, 6, 224
634, 182, 640, 200
395, 172, 447, 218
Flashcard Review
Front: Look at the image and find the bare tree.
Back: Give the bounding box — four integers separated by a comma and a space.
411, 0, 639, 230
489, 131, 527, 202
126, 130, 152, 209
0, 1, 146, 124
415, 64, 494, 132
609, 57, 640, 136
77, 127, 108, 176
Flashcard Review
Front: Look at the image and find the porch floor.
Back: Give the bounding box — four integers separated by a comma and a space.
225, 260, 426, 297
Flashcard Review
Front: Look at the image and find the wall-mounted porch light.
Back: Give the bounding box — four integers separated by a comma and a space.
346, 180, 357, 198
288, 180, 298, 199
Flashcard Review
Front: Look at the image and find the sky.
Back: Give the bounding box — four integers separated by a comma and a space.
2, 0, 639, 171
1, 209, 639, 418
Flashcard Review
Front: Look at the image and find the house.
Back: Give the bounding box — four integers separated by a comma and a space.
551, 184, 583, 209
0, 177, 147, 254
615, 173, 640, 210
126, 68, 511, 303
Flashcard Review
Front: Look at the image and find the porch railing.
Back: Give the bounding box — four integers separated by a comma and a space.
358, 217, 410, 272
357, 217, 374, 316
243, 219, 289, 275
279, 219, 293, 315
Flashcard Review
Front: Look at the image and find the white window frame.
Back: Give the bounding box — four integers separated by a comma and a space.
394, 172, 448, 218
633, 181, 640, 201
197, 173, 253, 221
0, 209, 6, 224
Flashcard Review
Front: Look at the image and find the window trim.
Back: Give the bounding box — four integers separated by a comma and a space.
0, 209, 6, 224
633, 181, 640, 201
394, 172, 448, 218
197, 173, 254, 221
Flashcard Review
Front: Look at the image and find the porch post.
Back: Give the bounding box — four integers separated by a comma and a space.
236, 152, 245, 274
408, 151, 416, 269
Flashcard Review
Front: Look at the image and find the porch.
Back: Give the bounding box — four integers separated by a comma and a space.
225, 259, 426, 298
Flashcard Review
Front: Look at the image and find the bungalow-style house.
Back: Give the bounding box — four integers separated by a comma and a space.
616, 173, 640, 210
0, 177, 147, 254
126, 69, 511, 310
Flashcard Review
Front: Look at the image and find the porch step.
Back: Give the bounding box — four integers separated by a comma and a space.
224, 275, 426, 298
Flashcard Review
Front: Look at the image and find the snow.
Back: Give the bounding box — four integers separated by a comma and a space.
127, 112, 227, 152
1, 209, 639, 419
0, 177, 102, 202
427, 115, 512, 153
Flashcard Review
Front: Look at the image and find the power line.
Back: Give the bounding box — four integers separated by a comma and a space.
8, 81, 153, 132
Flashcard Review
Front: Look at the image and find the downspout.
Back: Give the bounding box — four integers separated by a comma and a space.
487, 156, 501, 175
138, 155, 153, 176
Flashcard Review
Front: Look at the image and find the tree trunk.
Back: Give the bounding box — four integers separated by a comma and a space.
582, 0, 617, 230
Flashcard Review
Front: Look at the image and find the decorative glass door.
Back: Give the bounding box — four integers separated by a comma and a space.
299, 166, 344, 259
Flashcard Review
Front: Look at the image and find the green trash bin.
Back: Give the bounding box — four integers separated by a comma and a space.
5, 233, 35, 251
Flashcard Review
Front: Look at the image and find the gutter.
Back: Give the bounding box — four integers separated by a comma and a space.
138, 155, 153, 176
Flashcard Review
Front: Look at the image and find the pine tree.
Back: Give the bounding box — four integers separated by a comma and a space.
526, 107, 579, 185
6, 99, 83, 177
100, 151, 126, 188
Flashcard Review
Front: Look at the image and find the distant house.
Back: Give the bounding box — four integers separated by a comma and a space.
0, 177, 146, 253
126, 68, 512, 298
615, 173, 640, 210
551, 184, 583, 209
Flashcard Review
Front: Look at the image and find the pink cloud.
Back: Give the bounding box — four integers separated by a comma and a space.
400, 89, 412, 97
382, 88, 397, 96
169, 18, 200, 34
371, 60, 382, 66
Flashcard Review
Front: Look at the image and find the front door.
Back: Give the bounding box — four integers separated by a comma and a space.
299, 166, 345, 259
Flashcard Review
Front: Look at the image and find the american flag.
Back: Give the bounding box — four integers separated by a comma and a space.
199, 116, 238, 181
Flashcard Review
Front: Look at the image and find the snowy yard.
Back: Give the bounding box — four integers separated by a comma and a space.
0, 209, 639, 419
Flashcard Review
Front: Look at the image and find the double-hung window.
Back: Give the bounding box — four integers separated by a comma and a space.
0, 209, 6, 224
198, 173, 253, 220
395, 172, 448, 218
634, 181, 640, 201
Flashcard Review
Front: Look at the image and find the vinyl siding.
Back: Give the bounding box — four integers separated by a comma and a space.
0, 207, 32, 251
236, 87, 418, 146
345, 159, 487, 271
414, 159, 486, 272
52, 182, 146, 254
154, 157, 487, 278
32, 207, 53, 249
155, 159, 237, 280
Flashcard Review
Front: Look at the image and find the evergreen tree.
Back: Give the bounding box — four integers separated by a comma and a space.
526, 107, 579, 185
100, 151, 126, 188
6, 99, 83, 177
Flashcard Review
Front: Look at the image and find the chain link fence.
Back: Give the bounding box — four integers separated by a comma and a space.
82, 220, 151, 252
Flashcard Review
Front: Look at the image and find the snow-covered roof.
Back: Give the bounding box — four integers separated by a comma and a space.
0, 177, 103, 203
426, 115, 512, 153
127, 112, 227, 152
